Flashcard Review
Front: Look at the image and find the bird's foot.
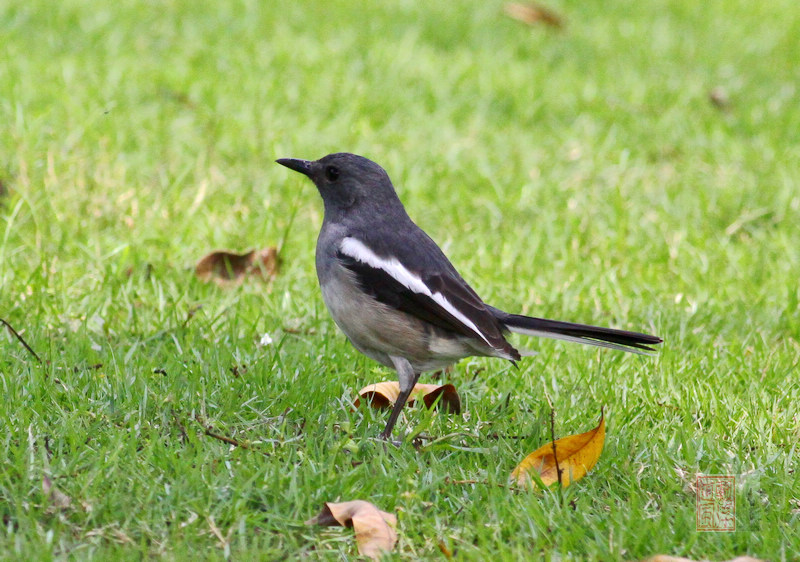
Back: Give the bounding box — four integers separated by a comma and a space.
374, 432, 403, 448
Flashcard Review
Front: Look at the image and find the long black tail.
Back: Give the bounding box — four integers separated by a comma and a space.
489, 307, 662, 355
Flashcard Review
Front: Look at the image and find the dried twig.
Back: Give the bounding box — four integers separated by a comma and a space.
171, 410, 189, 443
545, 392, 563, 486
486, 433, 528, 440
194, 414, 249, 449
44, 436, 54, 459
444, 477, 524, 492
1, 317, 42, 364
207, 515, 232, 550
181, 305, 202, 329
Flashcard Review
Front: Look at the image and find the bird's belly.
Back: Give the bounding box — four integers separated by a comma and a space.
319, 266, 466, 371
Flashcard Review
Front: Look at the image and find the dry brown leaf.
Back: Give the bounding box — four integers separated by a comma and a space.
709, 86, 731, 111
437, 539, 454, 559
642, 554, 763, 562
195, 247, 279, 286
305, 500, 397, 560
43, 476, 72, 509
355, 381, 461, 413
511, 410, 605, 489
504, 2, 564, 28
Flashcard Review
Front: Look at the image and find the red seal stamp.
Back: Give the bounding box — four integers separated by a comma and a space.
696, 475, 735, 532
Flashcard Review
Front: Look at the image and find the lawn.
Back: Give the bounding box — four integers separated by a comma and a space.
1, 0, 798, 559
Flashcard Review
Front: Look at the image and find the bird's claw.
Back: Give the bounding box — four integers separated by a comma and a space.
373, 434, 403, 448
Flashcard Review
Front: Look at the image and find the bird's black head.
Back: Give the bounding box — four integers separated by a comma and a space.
277, 153, 401, 220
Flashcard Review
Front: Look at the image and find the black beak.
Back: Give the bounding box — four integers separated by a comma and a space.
276, 158, 313, 176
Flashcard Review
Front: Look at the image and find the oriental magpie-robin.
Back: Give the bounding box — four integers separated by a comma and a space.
277, 153, 661, 441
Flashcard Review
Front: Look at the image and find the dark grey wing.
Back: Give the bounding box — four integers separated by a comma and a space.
336, 249, 520, 361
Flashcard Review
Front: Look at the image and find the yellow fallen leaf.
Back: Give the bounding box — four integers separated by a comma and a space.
195, 247, 279, 286
511, 410, 605, 489
355, 381, 461, 413
305, 500, 397, 560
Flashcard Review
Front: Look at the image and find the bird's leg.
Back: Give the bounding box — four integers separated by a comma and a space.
380, 357, 421, 442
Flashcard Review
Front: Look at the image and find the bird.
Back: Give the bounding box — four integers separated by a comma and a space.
277, 153, 662, 441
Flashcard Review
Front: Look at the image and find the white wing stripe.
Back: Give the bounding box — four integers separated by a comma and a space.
340, 237, 492, 346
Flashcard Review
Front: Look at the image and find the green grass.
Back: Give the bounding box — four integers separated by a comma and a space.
2, 0, 799, 559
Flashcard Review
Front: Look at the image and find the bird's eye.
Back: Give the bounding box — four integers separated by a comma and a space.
324, 166, 340, 182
